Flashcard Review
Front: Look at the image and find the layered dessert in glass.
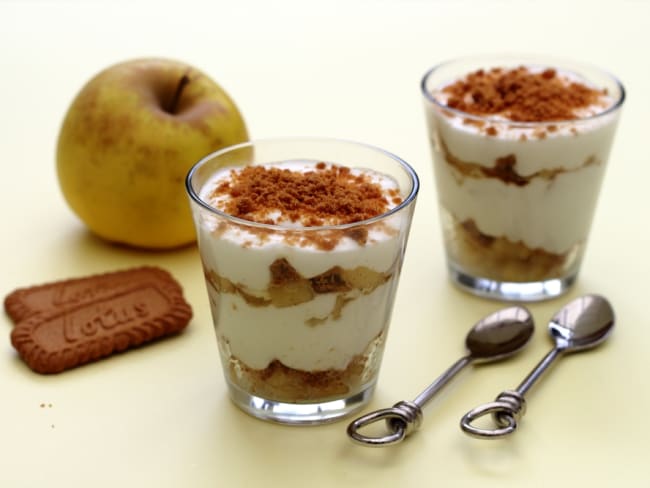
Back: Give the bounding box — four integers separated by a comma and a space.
422, 56, 625, 301
186, 138, 418, 424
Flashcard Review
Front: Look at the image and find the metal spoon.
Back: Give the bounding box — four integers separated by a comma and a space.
461, 294, 615, 439
347, 306, 534, 447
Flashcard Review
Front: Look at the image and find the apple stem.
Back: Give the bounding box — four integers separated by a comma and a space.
167, 74, 191, 114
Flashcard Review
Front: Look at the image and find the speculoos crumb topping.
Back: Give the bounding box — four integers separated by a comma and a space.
210, 163, 402, 227
440, 66, 608, 122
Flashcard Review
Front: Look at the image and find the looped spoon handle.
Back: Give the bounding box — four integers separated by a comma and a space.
460, 347, 560, 439
460, 390, 526, 439
347, 354, 470, 447
347, 401, 422, 447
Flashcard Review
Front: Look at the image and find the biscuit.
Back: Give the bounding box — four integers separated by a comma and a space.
4, 267, 177, 323
6, 267, 192, 374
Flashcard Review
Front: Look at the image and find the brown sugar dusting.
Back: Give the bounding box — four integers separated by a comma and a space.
441, 66, 607, 122
211, 164, 397, 226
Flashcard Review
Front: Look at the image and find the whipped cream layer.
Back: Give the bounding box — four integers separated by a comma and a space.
427, 66, 621, 255
196, 161, 407, 372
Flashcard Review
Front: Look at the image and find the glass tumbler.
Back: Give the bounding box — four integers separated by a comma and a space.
421, 55, 624, 301
186, 137, 419, 424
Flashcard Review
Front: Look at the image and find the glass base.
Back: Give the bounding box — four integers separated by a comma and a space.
449, 264, 577, 302
226, 382, 375, 425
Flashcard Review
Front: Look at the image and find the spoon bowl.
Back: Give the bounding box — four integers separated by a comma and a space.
549, 294, 615, 352
467, 306, 535, 363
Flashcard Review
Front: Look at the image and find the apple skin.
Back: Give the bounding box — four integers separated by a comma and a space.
56, 57, 249, 249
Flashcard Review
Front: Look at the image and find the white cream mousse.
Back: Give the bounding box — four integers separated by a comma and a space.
195, 160, 406, 378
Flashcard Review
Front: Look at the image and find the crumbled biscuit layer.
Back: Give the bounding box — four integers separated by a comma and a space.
449, 218, 571, 282
224, 332, 384, 402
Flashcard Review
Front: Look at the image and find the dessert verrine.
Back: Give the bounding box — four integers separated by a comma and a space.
422, 58, 624, 299
187, 141, 418, 424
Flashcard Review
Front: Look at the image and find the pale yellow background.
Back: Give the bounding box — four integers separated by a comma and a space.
2, 0, 649, 486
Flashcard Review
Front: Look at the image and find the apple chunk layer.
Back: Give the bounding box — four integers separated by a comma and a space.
56, 57, 249, 249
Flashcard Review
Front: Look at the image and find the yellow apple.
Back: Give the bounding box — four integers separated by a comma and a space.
56, 57, 249, 249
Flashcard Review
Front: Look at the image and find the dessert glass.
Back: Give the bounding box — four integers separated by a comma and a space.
421, 55, 625, 302
186, 138, 419, 424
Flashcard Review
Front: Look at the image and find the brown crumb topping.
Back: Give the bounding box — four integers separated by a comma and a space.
440, 66, 608, 122
210, 163, 400, 226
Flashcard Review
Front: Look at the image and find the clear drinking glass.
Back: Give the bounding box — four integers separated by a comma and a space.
421, 55, 625, 301
186, 138, 419, 424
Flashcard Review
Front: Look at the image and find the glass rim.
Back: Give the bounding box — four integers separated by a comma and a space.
185, 136, 420, 232
420, 54, 626, 127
